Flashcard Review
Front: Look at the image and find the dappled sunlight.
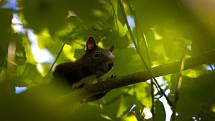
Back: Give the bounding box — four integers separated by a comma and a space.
211, 105, 215, 113
184, 69, 201, 78
182, 0, 215, 32
151, 28, 163, 40
0, 0, 215, 121
36, 64, 45, 76
63, 44, 76, 61
125, 115, 137, 121
93, 9, 103, 17
27, 30, 54, 63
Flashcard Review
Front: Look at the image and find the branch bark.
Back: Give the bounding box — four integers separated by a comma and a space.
64, 50, 215, 101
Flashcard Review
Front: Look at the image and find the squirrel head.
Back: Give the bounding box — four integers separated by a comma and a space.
81, 36, 114, 74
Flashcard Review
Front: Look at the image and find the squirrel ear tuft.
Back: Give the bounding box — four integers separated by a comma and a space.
86, 36, 97, 50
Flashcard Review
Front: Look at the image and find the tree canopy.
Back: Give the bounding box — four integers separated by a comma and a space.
0, 0, 215, 121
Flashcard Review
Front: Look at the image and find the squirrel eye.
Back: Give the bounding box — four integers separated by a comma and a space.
94, 51, 101, 57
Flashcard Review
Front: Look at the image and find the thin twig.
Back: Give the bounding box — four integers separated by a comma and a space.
109, 0, 119, 33
125, 1, 156, 119
209, 64, 214, 71
119, 0, 173, 113
47, 41, 66, 75
150, 80, 155, 120
171, 53, 187, 121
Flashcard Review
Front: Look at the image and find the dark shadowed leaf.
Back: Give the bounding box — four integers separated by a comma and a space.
154, 100, 166, 121
175, 72, 215, 120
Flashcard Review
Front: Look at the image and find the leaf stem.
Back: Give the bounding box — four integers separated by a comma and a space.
118, 0, 173, 119
171, 53, 187, 121
47, 41, 66, 75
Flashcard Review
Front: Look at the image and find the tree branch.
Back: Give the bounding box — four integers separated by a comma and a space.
64, 50, 215, 101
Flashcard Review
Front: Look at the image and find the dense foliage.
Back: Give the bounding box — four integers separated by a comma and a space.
0, 0, 215, 121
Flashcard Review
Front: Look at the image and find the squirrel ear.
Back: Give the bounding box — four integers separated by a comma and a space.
86, 36, 97, 50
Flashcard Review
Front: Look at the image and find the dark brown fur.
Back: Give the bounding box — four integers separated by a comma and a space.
53, 37, 114, 88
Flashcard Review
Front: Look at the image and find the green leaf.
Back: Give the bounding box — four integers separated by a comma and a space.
154, 100, 165, 121
21, 0, 68, 32
174, 72, 215, 120
66, 0, 112, 25
0, 9, 12, 66
16, 63, 43, 86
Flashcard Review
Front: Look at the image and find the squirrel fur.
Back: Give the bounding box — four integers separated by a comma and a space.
53, 36, 114, 89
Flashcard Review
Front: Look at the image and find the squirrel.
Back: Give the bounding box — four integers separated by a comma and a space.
53, 36, 114, 90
